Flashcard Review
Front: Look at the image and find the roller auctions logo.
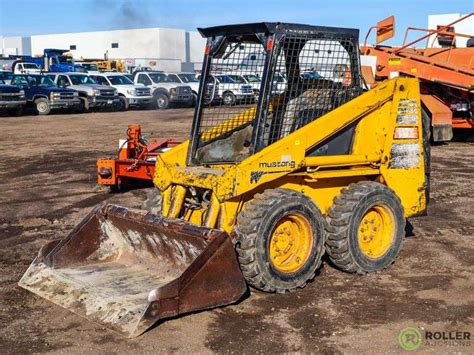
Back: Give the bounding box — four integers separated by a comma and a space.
399, 326, 471, 351
399, 327, 422, 351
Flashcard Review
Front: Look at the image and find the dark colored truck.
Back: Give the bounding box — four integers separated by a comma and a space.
0, 81, 27, 116
11, 74, 81, 115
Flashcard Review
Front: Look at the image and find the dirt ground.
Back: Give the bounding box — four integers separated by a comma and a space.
0, 109, 472, 354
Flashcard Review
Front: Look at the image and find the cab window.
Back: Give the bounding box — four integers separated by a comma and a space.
12, 76, 28, 87
166, 74, 181, 83
137, 74, 152, 86
57, 75, 70, 87
93, 76, 109, 85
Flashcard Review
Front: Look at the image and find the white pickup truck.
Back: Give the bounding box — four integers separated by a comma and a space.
211, 74, 255, 105
90, 73, 153, 110
133, 71, 193, 109
13, 62, 41, 75
165, 73, 200, 102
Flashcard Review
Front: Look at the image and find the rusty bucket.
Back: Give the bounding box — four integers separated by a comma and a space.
19, 204, 247, 337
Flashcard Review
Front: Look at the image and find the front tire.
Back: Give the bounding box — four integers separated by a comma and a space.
222, 92, 236, 106
235, 189, 326, 293
155, 93, 169, 109
325, 182, 405, 274
118, 96, 129, 111
35, 98, 51, 115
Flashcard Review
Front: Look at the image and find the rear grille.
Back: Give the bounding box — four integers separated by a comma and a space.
136, 88, 151, 96
0, 93, 21, 101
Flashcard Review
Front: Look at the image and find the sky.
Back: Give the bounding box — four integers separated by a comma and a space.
0, 0, 472, 45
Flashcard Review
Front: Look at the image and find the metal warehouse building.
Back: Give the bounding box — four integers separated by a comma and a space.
1, 27, 206, 72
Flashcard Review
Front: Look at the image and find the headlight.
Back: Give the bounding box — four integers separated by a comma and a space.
170, 88, 177, 94
127, 89, 135, 95
93, 89, 101, 96
19, 90, 25, 98
50, 92, 61, 100
113, 90, 118, 96
73, 92, 79, 97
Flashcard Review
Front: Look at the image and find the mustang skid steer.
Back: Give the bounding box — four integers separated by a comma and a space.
20, 22, 429, 337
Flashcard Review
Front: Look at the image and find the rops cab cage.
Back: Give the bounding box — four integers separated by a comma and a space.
188, 22, 363, 165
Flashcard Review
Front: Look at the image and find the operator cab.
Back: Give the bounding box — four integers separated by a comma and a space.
190, 22, 363, 165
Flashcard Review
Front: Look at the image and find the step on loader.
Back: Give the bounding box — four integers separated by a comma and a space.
20, 22, 429, 337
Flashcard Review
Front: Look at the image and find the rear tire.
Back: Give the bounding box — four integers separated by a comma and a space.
325, 182, 405, 274
235, 189, 325, 293
35, 98, 51, 115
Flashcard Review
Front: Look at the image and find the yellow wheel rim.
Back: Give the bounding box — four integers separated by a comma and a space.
269, 213, 313, 273
358, 205, 395, 259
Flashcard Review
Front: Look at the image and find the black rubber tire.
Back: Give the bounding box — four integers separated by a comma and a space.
325, 181, 405, 274
234, 189, 326, 293
421, 107, 431, 205
222, 92, 236, 106
156, 93, 169, 110
35, 98, 51, 115
142, 188, 162, 215
118, 96, 129, 111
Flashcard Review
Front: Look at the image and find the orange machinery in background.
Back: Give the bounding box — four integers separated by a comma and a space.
361, 13, 474, 142
97, 125, 180, 191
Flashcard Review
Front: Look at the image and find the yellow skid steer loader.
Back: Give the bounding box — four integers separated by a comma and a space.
20, 22, 429, 337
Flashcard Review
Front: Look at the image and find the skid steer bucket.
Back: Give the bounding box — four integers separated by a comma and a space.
19, 204, 247, 337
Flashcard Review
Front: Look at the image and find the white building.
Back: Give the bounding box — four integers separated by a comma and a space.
0, 36, 31, 56
2, 27, 206, 72
427, 13, 473, 47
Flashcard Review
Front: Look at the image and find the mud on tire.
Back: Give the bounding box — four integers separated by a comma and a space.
325, 181, 405, 274
234, 189, 325, 293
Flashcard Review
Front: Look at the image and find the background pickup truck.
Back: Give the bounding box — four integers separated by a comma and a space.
210, 74, 255, 105
0, 81, 27, 116
47, 73, 120, 112
133, 71, 193, 109
10, 74, 80, 115
90, 73, 153, 110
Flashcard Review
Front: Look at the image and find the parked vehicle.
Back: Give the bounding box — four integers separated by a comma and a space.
0, 70, 13, 84
75, 62, 100, 74
10, 74, 80, 115
165, 72, 200, 100
90, 73, 153, 110
226, 73, 260, 97
0, 81, 27, 116
133, 71, 193, 109
212, 74, 255, 105
47, 72, 120, 111
12, 62, 42, 75
12, 49, 84, 73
